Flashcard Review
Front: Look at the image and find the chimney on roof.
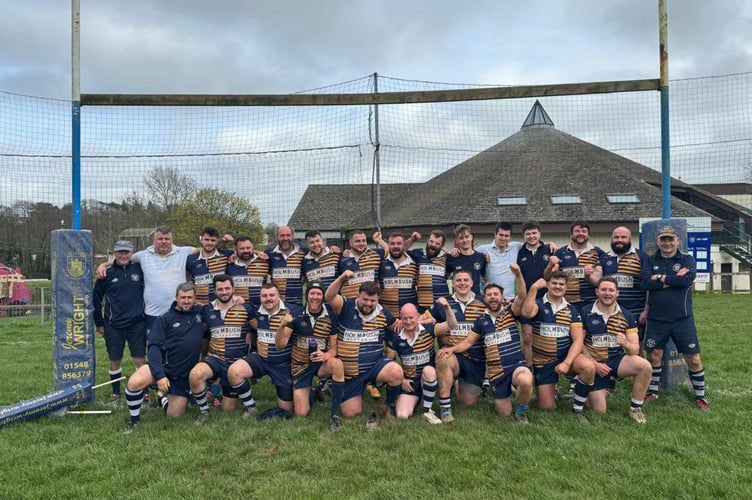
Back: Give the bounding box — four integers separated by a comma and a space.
521, 100, 554, 129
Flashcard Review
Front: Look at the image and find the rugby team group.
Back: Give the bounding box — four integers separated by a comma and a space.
93, 220, 709, 433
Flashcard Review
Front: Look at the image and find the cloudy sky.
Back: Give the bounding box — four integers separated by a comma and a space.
1, 0, 750, 98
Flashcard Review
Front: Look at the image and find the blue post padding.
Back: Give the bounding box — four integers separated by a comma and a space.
51, 229, 95, 400
640, 218, 690, 388
0, 383, 92, 429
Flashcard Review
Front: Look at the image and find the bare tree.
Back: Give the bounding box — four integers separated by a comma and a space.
144, 166, 198, 216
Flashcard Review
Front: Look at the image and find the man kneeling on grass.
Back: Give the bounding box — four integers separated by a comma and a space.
123, 282, 204, 433
439, 264, 533, 424
581, 277, 652, 423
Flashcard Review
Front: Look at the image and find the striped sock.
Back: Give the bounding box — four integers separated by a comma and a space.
109, 369, 122, 395
125, 388, 144, 424
422, 379, 438, 412
192, 389, 209, 414
649, 366, 662, 394
572, 377, 591, 413
630, 398, 643, 410
232, 380, 256, 410
689, 369, 706, 399
439, 397, 451, 411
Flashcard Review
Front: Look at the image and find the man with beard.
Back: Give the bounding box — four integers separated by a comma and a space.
446, 224, 486, 297
432, 270, 489, 423
521, 272, 596, 424
267, 226, 306, 306
400, 229, 450, 312
276, 282, 345, 432
590, 227, 648, 336
325, 271, 403, 423
227, 283, 302, 416
338, 230, 383, 299
550, 220, 604, 310
640, 226, 709, 409
439, 265, 533, 424
386, 298, 457, 424
301, 230, 341, 293
226, 235, 269, 307
582, 277, 652, 423
123, 282, 204, 433
377, 232, 418, 318
186, 226, 235, 306
190, 275, 255, 422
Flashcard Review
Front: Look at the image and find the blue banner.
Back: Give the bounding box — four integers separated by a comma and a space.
51, 230, 95, 399
0, 383, 92, 429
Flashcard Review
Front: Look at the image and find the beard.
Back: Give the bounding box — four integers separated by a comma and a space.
610, 241, 631, 254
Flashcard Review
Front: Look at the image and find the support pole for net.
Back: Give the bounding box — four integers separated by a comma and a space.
71, 0, 81, 230
659, 0, 671, 219
373, 72, 382, 231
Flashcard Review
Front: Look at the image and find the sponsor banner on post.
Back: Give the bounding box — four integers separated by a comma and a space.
0, 383, 92, 429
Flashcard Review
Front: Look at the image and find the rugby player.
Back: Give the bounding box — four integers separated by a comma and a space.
549, 220, 604, 310
640, 226, 709, 409
227, 283, 302, 416
581, 277, 652, 423
440, 264, 532, 424
338, 230, 382, 299
276, 281, 345, 432
226, 235, 269, 307
446, 224, 486, 296
185, 226, 234, 306
376, 232, 418, 318
301, 230, 340, 293
521, 272, 596, 424
123, 282, 204, 433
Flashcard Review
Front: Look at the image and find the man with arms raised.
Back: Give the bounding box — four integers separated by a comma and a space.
276, 282, 345, 432
385, 298, 457, 424
376, 232, 418, 318
432, 270, 488, 423
640, 226, 709, 409
405, 230, 450, 313
338, 230, 382, 299
123, 282, 204, 433
190, 275, 255, 422
439, 265, 533, 424
325, 271, 403, 424
227, 283, 302, 416
521, 272, 596, 424
581, 277, 652, 423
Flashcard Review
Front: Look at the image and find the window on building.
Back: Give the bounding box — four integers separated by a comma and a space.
550, 195, 582, 205
497, 196, 527, 206
606, 193, 640, 203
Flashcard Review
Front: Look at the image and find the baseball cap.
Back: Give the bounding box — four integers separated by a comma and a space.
113, 240, 134, 252
657, 226, 678, 239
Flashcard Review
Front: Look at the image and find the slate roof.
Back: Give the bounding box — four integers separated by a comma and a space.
289, 102, 719, 231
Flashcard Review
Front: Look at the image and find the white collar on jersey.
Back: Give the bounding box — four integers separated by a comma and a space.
259, 299, 286, 317
543, 294, 571, 314
398, 323, 425, 347
589, 301, 623, 322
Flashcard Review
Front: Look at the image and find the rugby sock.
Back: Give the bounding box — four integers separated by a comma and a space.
330, 380, 344, 417
385, 384, 400, 410
159, 395, 169, 413
125, 388, 144, 424
630, 398, 644, 410
689, 369, 706, 400
109, 369, 122, 395
649, 366, 663, 394
233, 380, 257, 410
515, 403, 528, 416
422, 379, 438, 412
572, 377, 591, 413
440, 397, 452, 411
192, 390, 209, 414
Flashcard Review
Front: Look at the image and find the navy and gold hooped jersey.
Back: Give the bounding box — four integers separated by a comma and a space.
470, 309, 524, 382
288, 305, 337, 378
201, 302, 255, 363
186, 249, 233, 305
338, 248, 381, 299
555, 246, 604, 307
428, 296, 486, 363
408, 248, 449, 310
581, 304, 637, 362
302, 249, 340, 292
446, 251, 486, 296
385, 323, 436, 379
531, 297, 582, 366
335, 298, 396, 379
226, 256, 269, 307
268, 249, 305, 305
255, 302, 303, 365
378, 251, 418, 317
599, 249, 647, 315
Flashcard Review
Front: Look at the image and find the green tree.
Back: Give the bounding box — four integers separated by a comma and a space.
168, 188, 264, 246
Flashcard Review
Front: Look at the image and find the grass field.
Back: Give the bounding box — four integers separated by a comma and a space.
1, 294, 750, 499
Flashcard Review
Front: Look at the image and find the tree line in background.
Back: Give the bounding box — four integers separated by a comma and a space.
0, 167, 265, 278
